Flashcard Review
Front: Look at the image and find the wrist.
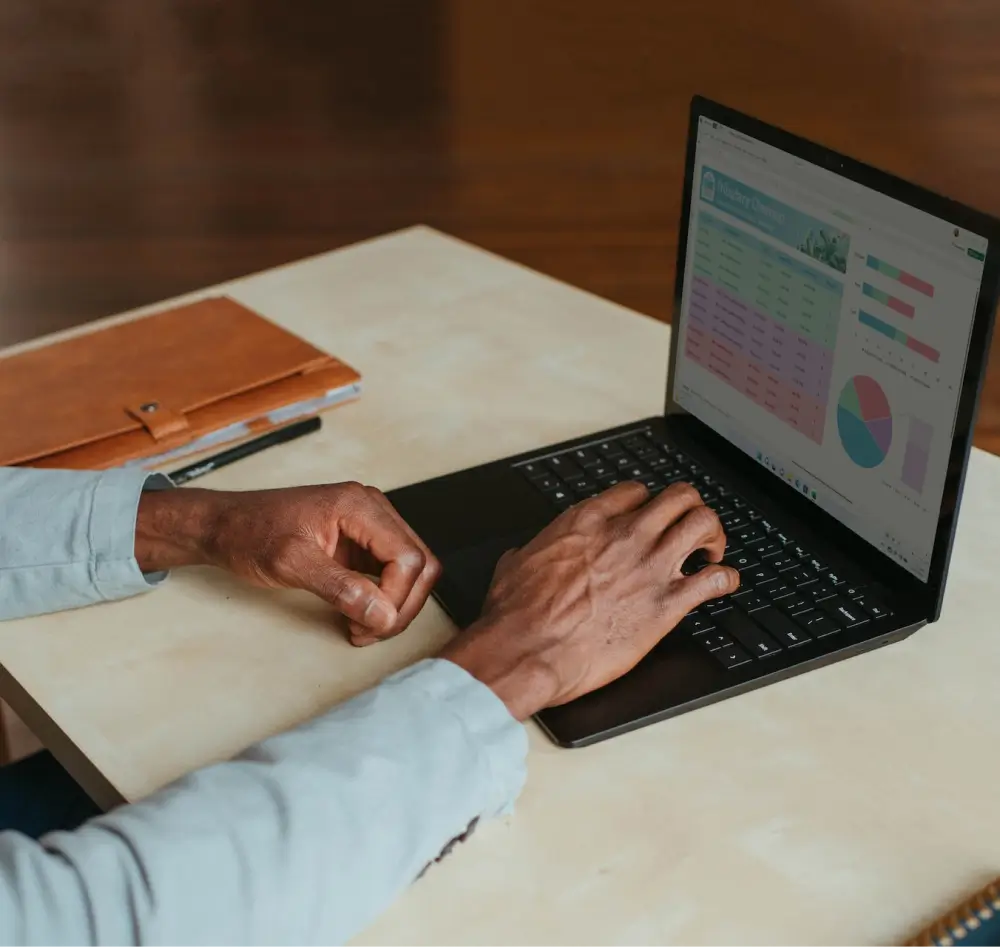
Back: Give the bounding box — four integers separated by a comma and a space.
439, 618, 558, 721
134, 487, 224, 573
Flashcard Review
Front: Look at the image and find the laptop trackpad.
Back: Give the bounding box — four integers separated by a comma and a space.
437, 530, 538, 628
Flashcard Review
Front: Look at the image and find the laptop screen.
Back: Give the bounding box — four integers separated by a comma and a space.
672, 117, 988, 582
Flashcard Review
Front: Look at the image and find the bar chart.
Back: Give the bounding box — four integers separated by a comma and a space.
858, 310, 940, 363
684, 211, 842, 444
865, 254, 935, 297
902, 417, 933, 494
861, 282, 915, 318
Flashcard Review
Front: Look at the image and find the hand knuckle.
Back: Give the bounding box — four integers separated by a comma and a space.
691, 504, 720, 533
672, 481, 702, 505
399, 547, 426, 573
332, 576, 362, 606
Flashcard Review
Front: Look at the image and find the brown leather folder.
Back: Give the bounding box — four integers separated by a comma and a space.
0, 296, 361, 470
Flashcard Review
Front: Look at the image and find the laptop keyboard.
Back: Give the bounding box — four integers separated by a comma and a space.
516, 428, 893, 671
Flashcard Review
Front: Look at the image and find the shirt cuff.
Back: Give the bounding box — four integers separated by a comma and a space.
386, 658, 529, 817
89, 469, 175, 600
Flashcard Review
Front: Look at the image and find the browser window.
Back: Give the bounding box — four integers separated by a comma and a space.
673, 118, 987, 580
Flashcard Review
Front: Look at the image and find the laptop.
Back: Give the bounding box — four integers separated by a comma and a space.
388, 97, 1000, 747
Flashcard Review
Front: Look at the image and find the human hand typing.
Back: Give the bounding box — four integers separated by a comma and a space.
134, 483, 441, 645
440, 481, 739, 720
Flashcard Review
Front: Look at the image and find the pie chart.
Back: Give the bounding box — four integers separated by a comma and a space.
837, 375, 892, 468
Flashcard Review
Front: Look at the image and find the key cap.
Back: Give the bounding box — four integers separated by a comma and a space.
699, 631, 736, 652
754, 606, 812, 647
574, 486, 600, 501
624, 465, 648, 480
554, 498, 574, 512
535, 475, 561, 491
548, 456, 585, 481
774, 530, 794, 545
785, 568, 818, 587
598, 440, 625, 458
613, 455, 634, 470
806, 558, 827, 573
742, 565, 778, 587
716, 610, 782, 657
703, 597, 735, 615
521, 461, 548, 480
757, 517, 778, 533
733, 591, 769, 612
733, 525, 766, 547
720, 512, 750, 530
550, 488, 572, 504
809, 584, 837, 602
713, 642, 752, 669
767, 583, 795, 601
779, 596, 813, 615
589, 463, 614, 479
571, 448, 602, 468
819, 596, 869, 629
724, 551, 759, 571
767, 554, 798, 572
679, 613, 715, 635
842, 583, 866, 599
646, 453, 670, 469
790, 544, 810, 559
598, 476, 623, 488
572, 477, 598, 495
852, 594, 892, 619
795, 610, 840, 638
750, 541, 782, 558
639, 475, 662, 491
662, 470, 690, 485
824, 570, 846, 587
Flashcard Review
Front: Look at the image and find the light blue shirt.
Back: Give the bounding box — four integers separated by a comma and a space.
0, 468, 528, 944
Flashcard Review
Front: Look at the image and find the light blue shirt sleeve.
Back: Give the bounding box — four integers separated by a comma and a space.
0, 467, 172, 620
0, 468, 530, 943
0, 658, 528, 944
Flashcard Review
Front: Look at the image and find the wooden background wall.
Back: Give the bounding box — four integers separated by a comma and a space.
0, 0, 997, 450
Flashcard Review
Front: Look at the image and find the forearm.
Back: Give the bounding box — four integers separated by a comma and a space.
0, 468, 170, 621
0, 659, 527, 944
133, 486, 218, 572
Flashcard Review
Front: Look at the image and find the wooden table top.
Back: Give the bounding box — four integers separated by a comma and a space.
1, 228, 998, 945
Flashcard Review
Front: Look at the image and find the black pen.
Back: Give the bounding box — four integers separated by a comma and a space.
167, 416, 322, 485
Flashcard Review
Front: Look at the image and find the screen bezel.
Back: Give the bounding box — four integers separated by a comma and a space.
666, 96, 1000, 618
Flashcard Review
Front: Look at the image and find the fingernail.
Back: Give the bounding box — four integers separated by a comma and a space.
363, 598, 397, 631
351, 635, 377, 648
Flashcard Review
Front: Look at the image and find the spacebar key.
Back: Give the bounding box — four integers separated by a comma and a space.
717, 609, 782, 658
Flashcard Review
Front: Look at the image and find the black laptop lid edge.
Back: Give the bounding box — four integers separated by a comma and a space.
663, 95, 1000, 620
